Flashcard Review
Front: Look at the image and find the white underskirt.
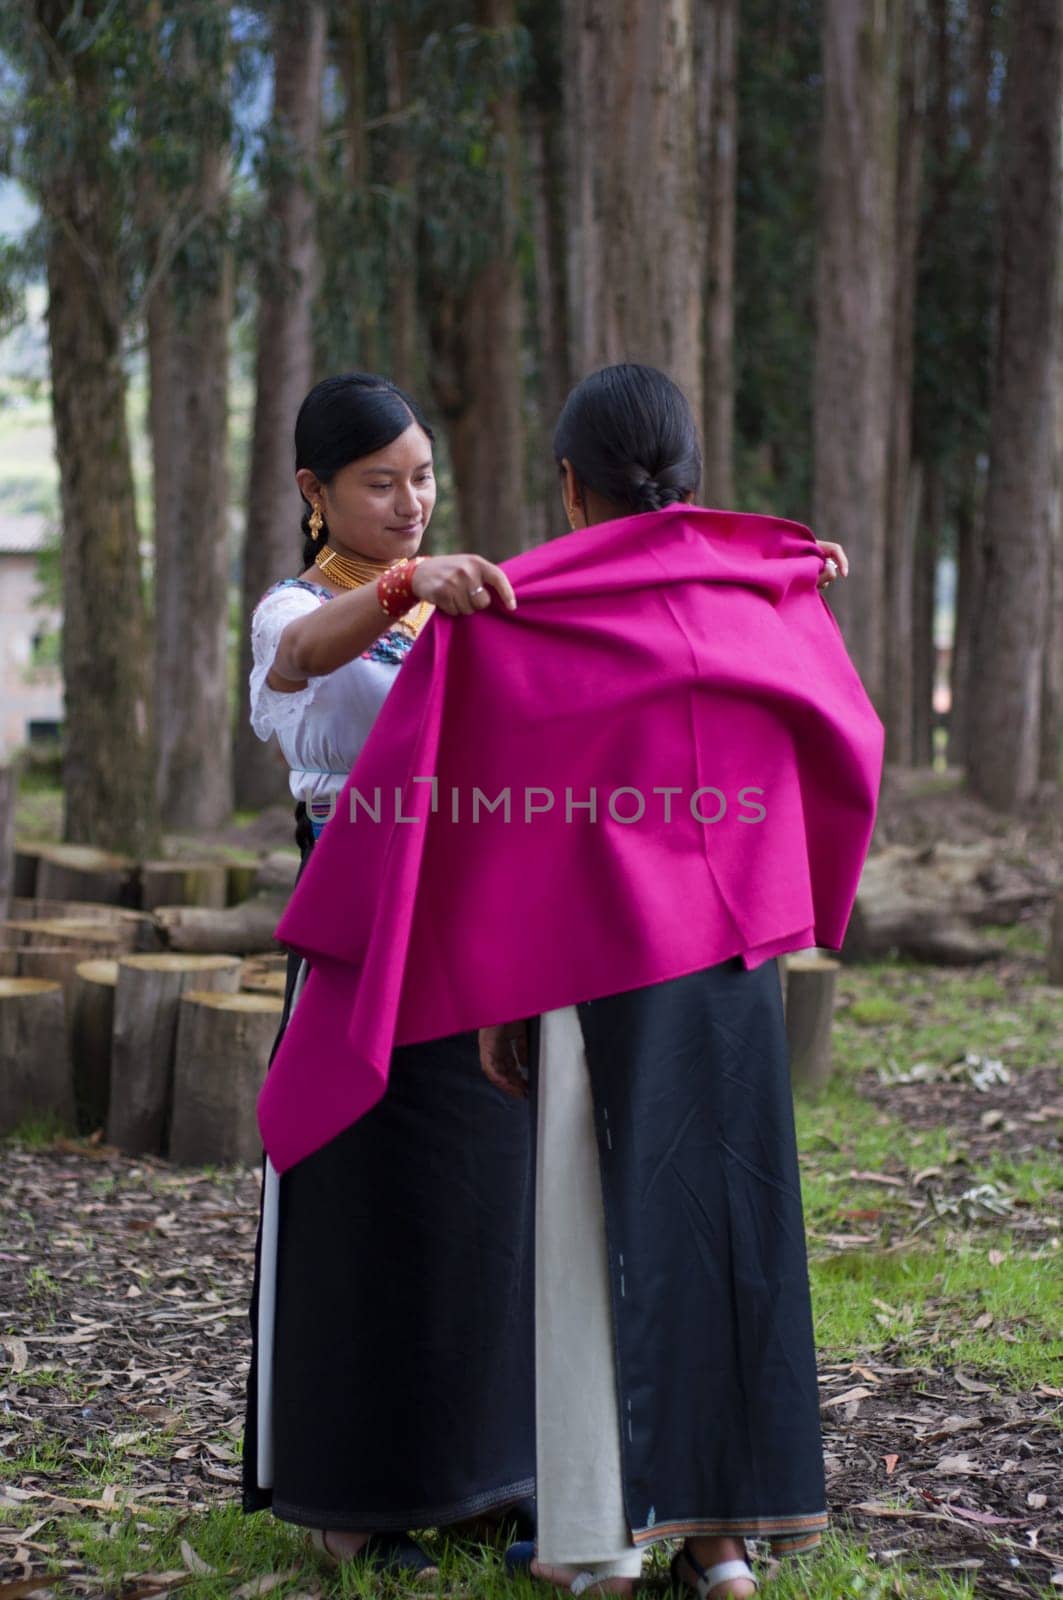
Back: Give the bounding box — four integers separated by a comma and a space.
535, 1005, 643, 1576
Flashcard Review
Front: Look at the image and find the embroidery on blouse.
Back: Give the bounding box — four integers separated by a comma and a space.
258, 577, 415, 665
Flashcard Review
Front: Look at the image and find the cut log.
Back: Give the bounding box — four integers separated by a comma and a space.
845, 843, 1048, 963
252, 851, 300, 895
238, 954, 289, 997
16, 945, 97, 1014
783, 954, 840, 1092
0, 951, 18, 977
106, 953, 243, 1155
153, 894, 287, 955
3, 920, 125, 955
140, 860, 229, 912
0, 977, 74, 1135
9, 899, 162, 951
71, 959, 118, 1134
34, 844, 138, 908
0, 762, 17, 918
1049, 888, 1063, 985
169, 990, 283, 1165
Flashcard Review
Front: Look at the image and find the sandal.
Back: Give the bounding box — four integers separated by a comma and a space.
309, 1527, 439, 1580
670, 1540, 757, 1598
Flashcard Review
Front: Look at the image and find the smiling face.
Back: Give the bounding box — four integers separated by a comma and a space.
296, 422, 437, 565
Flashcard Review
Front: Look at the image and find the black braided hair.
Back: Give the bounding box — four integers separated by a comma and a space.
553, 363, 701, 518
294, 373, 436, 570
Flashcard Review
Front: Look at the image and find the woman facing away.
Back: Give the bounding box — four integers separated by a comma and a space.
240, 373, 536, 1581
475, 364, 852, 1600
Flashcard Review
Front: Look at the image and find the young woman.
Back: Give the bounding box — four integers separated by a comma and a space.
478, 364, 849, 1600
241, 373, 535, 1579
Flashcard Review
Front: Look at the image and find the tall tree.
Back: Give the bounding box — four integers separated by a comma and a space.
562, 0, 702, 426
812, 0, 899, 716
234, 0, 326, 811
696, 0, 738, 506
421, 1, 528, 561
883, 0, 927, 764
966, 0, 1062, 809
145, 5, 233, 831
13, 1, 158, 853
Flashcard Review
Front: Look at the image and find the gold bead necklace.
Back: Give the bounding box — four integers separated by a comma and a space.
314, 543, 430, 637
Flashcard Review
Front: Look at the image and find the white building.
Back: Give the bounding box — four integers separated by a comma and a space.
0, 514, 62, 757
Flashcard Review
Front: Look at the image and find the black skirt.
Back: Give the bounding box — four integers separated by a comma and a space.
241, 819, 536, 1530
532, 956, 827, 1554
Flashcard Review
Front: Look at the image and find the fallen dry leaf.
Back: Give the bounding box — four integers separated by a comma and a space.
821, 1384, 874, 1408
232, 1570, 301, 1598
883, 1453, 899, 1476
178, 1540, 215, 1577
936, 1452, 979, 1475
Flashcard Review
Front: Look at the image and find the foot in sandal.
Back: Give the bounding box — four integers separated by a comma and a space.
672, 1537, 757, 1598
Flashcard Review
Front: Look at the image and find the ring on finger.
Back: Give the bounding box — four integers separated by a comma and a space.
470, 584, 486, 598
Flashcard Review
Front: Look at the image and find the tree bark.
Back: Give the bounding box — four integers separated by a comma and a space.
695, 0, 737, 506
812, 0, 899, 716
33, 2, 157, 855
0, 978, 73, 1135
384, 7, 418, 392
169, 991, 282, 1165
562, 0, 702, 428
234, 1, 326, 810
107, 952, 242, 1154
148, 22, 233, 832
967, 0, 1063, 811
884, 2, 927, 764
0, 761, 17, 920
911, 461, 939, 767
426, 0, 527, 562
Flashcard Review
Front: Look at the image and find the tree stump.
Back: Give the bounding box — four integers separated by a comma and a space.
783, 953, 840, 1093
153, 894, 287, 955
169, 991, 283, 1165
34, 845, 138, 908
0, 978, 74, 1135
0, 951, 18, 978
3, 920, 125, 956
140, 861, 229, 913
239, 954, 289, 996
106, 954, 242, 1155
9, 899, 161, 952
226, 862, 259, 907
1049, 889, 1063, 986
72, 959, 118, 1134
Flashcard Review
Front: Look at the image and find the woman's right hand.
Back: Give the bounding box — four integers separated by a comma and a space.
412, 554, 517, 616
479, 1021, 529, 1099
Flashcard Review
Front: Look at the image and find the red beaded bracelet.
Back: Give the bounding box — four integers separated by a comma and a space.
377, 556, 426, 620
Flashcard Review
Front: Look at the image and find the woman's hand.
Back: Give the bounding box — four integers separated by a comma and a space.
412, 554, 517, 616
479, 1020, 529, 1099
815, 540, 848, 590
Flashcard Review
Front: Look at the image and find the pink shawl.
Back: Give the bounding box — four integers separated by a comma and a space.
259, 506, 884, 1171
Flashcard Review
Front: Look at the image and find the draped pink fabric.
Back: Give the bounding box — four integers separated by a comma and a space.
258, 506, 884, 1172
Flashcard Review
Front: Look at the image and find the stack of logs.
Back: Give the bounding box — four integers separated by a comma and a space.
0, 841, 299, 1165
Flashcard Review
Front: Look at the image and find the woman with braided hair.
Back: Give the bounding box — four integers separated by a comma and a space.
473, 364, 855, 1600
241, 373, 535, 1580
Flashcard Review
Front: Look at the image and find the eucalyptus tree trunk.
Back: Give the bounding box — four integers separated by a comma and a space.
695, 0, 737, 506
884, 1, 927, 764
562, 0, 702, 430
427, 0, 526, 561
33, 0, 157, 855
966, 0, 1062, 810
148, 21, 233, 831
812, 0, 899, 718
234, 0, 327, 811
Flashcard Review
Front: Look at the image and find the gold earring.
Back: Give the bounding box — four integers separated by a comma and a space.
308, 504, 324, 540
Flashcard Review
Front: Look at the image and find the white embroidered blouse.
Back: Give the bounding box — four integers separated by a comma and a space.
248, 578, 417, 804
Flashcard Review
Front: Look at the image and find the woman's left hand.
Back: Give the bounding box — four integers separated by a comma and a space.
479, 1020, 529, 1099
815, 540, 848, 589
